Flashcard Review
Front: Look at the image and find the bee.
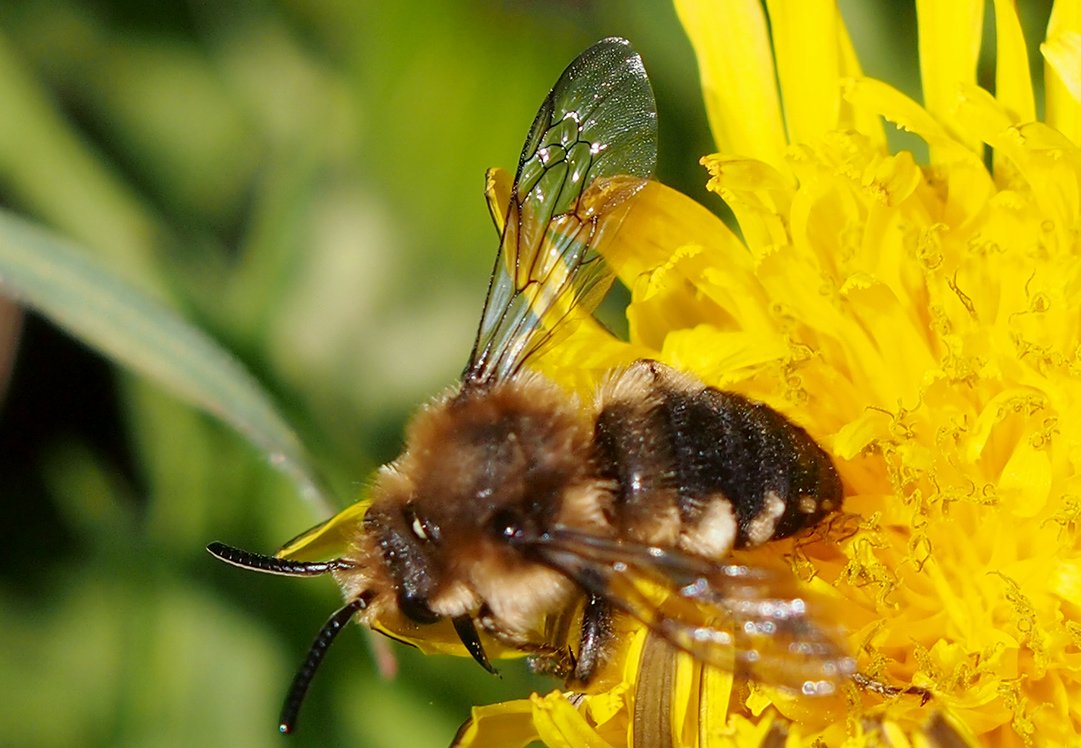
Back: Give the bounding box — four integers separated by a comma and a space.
209, 37, 854, 736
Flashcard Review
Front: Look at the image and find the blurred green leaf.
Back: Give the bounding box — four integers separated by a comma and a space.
0, 28, 168, 292
0, 207, 333, 516
0, 570, 288, 748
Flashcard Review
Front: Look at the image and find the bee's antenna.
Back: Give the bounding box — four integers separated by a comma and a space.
206, 542, 355, 577
279, 596, 369, 735
452, 615, 497, 675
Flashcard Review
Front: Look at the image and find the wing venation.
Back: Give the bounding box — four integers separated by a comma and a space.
464, 38, 657, 385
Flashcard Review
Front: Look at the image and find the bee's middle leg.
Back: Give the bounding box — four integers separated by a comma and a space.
573, 593, 613, 685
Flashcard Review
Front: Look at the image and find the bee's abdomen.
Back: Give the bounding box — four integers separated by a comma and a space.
672, 386, 841, 546
595, 361, 842, 551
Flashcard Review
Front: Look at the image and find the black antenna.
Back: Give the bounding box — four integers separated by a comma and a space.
279, 596, 368, 735
206, 542, 354, 576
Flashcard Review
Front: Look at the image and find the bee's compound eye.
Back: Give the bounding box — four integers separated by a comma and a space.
403, 507, 440, 543
411, 515, 428, 540
489, 509, 523, 541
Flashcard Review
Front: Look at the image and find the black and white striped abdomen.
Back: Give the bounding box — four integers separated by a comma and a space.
592, 360, 842, 558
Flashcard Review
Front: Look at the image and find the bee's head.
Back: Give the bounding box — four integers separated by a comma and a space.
362, 373, 611, 632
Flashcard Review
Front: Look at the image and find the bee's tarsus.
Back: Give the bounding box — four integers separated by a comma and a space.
453, 615, 498, 675
851, 672, 933, 703
206, 542, 351, 577
279, 596, 368, 735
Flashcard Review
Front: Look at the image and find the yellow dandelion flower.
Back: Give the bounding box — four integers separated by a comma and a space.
458, 1, 1081, 746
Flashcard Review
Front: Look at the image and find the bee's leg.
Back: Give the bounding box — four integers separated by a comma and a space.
852, 672, 933, 704
477, 606, 576, 678
573, 594, 612, 685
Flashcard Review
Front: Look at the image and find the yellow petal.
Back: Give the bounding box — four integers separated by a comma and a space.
714, 710, 791, 746
452, 699, 539, 748
1043, 0, 1081, 145
842, 78, 995, 225
1049, 559, 1081, 603
672, 648, 710, 746
701, 154, 792, 257
953, 82, 1015, 144
580, 683, 629, 730
951, 80, 1040, 188
915, 0, 986, 156
843, 78, 973, 162
992, 122, 1081, 254
660, 325, 790, 388
532, 315, 654, 396
609, 180, 748, 285
697, 664, 735, 748
745, 687, 770, 717
992, 0, 1036, 124
833, 410, 888, 459
882, 721, 915, 748
997, 437, 1052, 517
764, 0, 842, 145
531, 691, 615, 748
675, 0, 787, 167
484, 166, 514, 234
276, 498, 370, 560
625, 236, 776, 354
835, 12, 887, 149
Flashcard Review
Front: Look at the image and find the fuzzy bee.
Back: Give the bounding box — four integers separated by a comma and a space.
209, 37, 854, 736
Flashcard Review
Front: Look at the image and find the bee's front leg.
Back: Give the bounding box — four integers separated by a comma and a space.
476, 606, 575, 677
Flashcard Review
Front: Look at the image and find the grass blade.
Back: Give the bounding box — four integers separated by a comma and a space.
0, 207, 334, 516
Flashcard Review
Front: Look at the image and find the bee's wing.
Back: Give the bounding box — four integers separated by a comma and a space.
527, 529, 855, 696
464, 38, 657, 386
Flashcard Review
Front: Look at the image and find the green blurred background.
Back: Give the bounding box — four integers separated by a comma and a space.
0, 2, 1049, 746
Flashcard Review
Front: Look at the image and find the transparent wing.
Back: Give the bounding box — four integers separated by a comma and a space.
464, 37, 657, 385
525, 529, 855, 696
